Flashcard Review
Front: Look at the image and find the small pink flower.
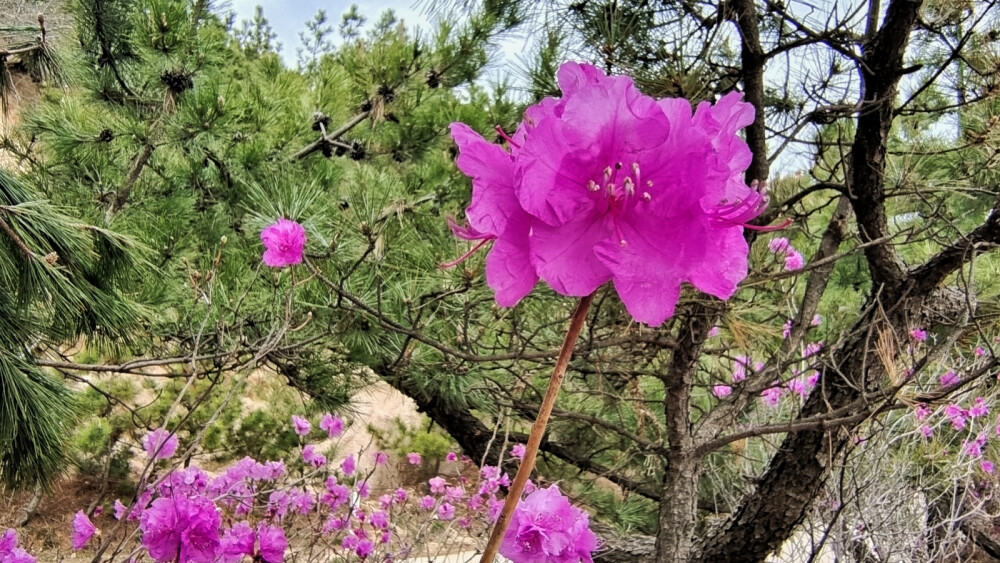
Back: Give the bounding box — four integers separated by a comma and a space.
708, 326, 720, 337
768, 237, 790, 254
761, 384, 784, 407
72, 511, 97, 550
782, 319, 792, 339
291, 415, 311, 436
445, 452, 458, 462
802, 341, 823, 358
302, 445, 326, 467
143, 428, 178, 460
964, 439, 983, 458
910, 328, 927, 342
982, 460, 996, 474
940, 371, 960, 387
407, 452, 422, 465
261, 219, 306, 267
319, 413, 343, 438
712, 385, 732, 398
920, 425, 933, 438
341, 454, 356, 476
915, 403, 931, 422
732, 355, 750, 382
784, 250, 805, 271
970, 398, 989, 418
393, 488, 408, 504
428, 476, 447, 494
811, 314, 822, 327
419, 496, 436, 511
510, 444, 526, 460
437, 503, 456, 521
976, 346, 986, 357
373, 451, 389, 466
357, 481, 370, 498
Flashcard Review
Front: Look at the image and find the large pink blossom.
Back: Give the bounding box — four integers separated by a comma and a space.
139, 495, 221, 563
499, 484, 597, 563
449, 62, 772, 326
260, 219, 306, 267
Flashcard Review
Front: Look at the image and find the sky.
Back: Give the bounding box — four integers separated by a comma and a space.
225, 0, 530, 73
228, 0, 431, 64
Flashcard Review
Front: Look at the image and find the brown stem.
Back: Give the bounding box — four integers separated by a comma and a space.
479, 293, 595, 563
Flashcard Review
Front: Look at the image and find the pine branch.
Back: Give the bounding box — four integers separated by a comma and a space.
291, 111, 371, 161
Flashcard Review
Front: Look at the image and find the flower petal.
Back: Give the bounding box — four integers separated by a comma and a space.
530, 212, 613, 296
485, 220, 539, 307
450, 123, 520, 236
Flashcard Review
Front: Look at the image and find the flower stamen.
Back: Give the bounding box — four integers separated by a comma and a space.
494, 125, 521, 149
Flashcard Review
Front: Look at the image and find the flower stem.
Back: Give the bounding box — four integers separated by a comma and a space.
479, 293, 596, 563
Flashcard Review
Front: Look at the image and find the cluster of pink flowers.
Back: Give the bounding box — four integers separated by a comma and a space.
912, 394, 999, 474
712, 347, 822, 407
449, 62, 778, 326
0, 529, 36, 563
767, 237, 804, 271
65, 417, 596, 563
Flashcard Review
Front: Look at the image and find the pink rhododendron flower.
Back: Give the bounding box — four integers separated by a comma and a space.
510, 444, 526, 460
290, 415, 311, 436
784, 250, 804, 271
982, 460, 996, 474
218, 522, 254, 563
438, 503, 456, 521
761, 384, 785, 407
260, 219, 306, 267
768, 237, 790, 254
976, 346, 986, 357
0, 530, 36, 563
428, 476, 447, 494
319, 413, 343, 437
373, 451, 389, 466
419, 496, 436, 511
499, 484, 597, 563
144, 428, 179, 460
355, 539, 374, 559
406, 452, 422, 465
448, 62, 777, 326
712, 385, 732, 398
970, 397, 989, 418
341, 454, 356, 476
915, 403, 931, 422
910, 328, 927, 342
782, 319, 792, 339
139, 495, 221, 563
301, 445, 326, 467
811, 314, 822, 326
945, 404, 967, 430
72, 511, 97, 550
445, 452, 458, 462
257, 524, 287, 563
920, 425, 933, 438
940, 371, 960, 387
732, 355, 750, 382
802, 341, 823, 358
